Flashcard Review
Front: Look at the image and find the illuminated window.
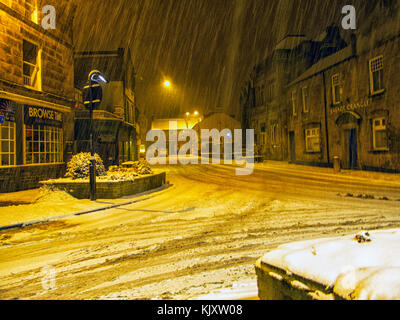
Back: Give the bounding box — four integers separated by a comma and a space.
25, 125, 63, 164
372, 117, 388, 151
302, 87, 309, 113
25, 0, 38, 24
369, 56, 384, 95
332, 73, 342, 105
305, 127, 321, 153
0, 121, 16, 166
23, 40, 41, 90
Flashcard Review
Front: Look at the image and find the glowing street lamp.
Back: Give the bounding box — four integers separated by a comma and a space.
163, 80, 171, 88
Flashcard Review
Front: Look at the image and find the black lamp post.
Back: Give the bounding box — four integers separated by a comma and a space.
83, 70, 109, 201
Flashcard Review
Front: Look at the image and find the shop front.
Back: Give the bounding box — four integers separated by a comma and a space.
0, 97, 71, 193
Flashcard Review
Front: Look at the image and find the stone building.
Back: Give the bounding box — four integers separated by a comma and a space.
74, 48, 140, 167
241, 1, 400, 172
286, 2, 400, 172
0, 0, 76, 192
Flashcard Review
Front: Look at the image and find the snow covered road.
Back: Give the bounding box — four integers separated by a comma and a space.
1, 162, 400, 300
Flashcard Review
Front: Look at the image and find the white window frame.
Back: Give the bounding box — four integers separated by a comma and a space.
305, 127, 321, 153
22, 39, 42, 91
0, 121, 16, 167
291, 91, 297, 116
332, 73, 342, 105
25, 0, 38, 24
302, 86, 309, 113
24, 124, 63, 165
372, 117, 389, 151
369, 56, 384, 95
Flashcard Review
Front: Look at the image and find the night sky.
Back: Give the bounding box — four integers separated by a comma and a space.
72, 0, 377, 120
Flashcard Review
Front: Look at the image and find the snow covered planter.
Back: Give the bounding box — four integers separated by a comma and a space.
255, 229, 400, 300
40, 159, 165, 199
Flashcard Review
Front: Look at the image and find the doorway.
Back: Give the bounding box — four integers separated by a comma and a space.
345, 128, 358, 169
289, 131, 295, 163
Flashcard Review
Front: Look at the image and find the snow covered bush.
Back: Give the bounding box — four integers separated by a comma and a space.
65, 152, 107, 179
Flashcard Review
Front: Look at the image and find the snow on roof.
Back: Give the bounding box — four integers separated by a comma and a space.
288, 45, 354, 87
274, 35, 308, 50
261, 229, 400, 300
151, 118, 197, 130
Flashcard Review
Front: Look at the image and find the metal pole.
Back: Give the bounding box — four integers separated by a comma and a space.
89, 81, 96, 201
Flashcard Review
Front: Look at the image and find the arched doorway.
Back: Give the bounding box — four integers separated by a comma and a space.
336, 111, 361, 169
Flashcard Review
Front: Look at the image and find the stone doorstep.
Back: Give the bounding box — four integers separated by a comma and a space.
255, 258, 339, 300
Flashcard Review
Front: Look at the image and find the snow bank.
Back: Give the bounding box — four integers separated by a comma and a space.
261, 229, 400, 300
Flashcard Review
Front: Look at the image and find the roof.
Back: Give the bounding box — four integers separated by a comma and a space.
151, 118, 199, 130
274, 35, 308, 50
288, 46, 354, 87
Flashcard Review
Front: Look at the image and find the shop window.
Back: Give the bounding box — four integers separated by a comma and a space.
305, 128, 321, 153
25, 0, 38, 23
23, 40, 41, 90
332, 73, 342, 105
0, 121, 16, 166
372, 117, 388, 151
291, 91, 297, 116
25, 125, 63, 164
302, 87, 309, 113
369, 56, 384, 95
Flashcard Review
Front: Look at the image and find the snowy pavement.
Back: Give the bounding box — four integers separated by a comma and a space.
0, 162, 400, 300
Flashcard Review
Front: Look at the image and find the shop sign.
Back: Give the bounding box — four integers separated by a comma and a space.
0, 99, 16, 122
24, 105, 63, 128
330, 98, 371, 116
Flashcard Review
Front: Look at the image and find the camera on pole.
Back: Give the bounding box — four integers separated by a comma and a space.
82, 70, 109, 201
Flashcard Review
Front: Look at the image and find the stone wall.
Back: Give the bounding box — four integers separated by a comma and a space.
0, 163, 65, 192
0, 0, 75, 100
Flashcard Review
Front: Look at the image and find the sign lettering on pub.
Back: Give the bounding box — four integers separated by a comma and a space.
24, 105, 63, 128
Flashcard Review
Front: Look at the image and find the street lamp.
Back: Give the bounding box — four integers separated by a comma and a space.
83, 70, 109, 201
163, 80, 171, 88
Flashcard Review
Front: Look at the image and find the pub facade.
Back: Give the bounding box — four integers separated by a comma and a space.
0, 0, 76, 192
241, 1, 400, 172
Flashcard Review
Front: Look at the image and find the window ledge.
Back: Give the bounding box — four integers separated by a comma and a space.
370, 89, 386, 98
369, 149, 389, 154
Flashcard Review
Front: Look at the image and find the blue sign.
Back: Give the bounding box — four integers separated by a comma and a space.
0, 116, 4, 124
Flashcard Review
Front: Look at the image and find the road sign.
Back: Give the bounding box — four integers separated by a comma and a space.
0, 116, 4, 124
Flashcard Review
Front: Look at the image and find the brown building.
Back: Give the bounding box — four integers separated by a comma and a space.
74, 48, 140, 167
241, 1, 400, 173
286, 3, 400, 172
0, 0, 76, 192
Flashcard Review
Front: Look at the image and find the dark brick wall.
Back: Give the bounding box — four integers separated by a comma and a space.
0, 164, 65, 193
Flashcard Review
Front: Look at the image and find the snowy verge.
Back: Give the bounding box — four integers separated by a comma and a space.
259, 229, 400, 300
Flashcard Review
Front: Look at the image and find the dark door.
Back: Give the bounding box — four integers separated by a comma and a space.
289, 131, 295, 162
348, 128, 358, 169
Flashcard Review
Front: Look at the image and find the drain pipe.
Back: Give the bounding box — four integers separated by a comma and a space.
322, 71, 330, 165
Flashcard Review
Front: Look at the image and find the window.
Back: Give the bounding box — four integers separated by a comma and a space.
372, 117, 388, 151
25, 0, 38, 23
291, 91, 297, 116
0, 121, 16, 166
260, 123, 266, 146
23, 40, 41, 90
25, 125, 63, 164
369, 56, 384, 95
332, 73, 342, 104
305, 127, 321, 152
302, 87, 309, 113
271, 124, 278, 145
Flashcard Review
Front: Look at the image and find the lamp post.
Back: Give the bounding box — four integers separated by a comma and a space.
83, 70, 109, 201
